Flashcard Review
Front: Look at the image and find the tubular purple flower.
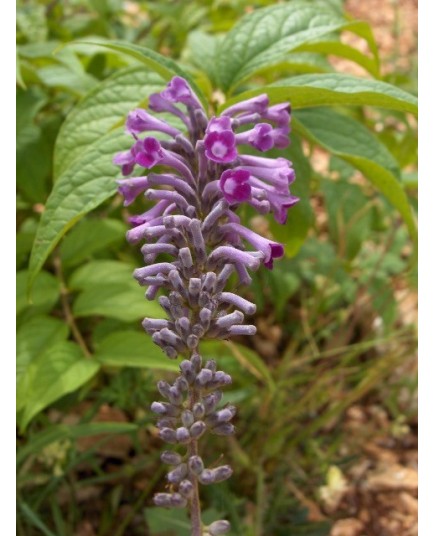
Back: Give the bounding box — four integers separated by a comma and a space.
113, 149, 135, 176
204, 130, 237, 164
126, 108, 182, 138
160, 76, 203, 111
219, 169, 252, 204
221, 94, 269, 116
149, 93, 192, 129
117, 176, 149, 206
221, 222, 284, 268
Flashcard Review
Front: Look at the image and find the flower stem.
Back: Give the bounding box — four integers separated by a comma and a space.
188, 438, 203, 536
188, 379, 203, 536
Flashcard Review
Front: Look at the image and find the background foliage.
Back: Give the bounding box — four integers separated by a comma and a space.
17, 0, 417, 535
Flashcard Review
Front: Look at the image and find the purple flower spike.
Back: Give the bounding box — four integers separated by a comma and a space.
219, 169, 251, 204
114, 75, 299, 533
204, 130, 237, 163
132, 137, 164, 168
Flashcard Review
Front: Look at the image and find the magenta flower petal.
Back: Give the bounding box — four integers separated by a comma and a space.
132, 137, 164, 168
220, 169, 252, 204
204, 131, 237, 163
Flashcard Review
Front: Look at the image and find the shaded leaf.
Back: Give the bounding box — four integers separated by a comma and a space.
69, 260, 135, 290
73, 283, 162, 322
215, 2, 378, 91
54, 67, 166, 178
94, 330, 178, 371
221, 73, 418, 114
17, 270, 60, 317
60, 218, 127, 267
17, 315, 69, 387
28, 129, 129, 292
294, 108, 417, 242
18, 342, 100, 431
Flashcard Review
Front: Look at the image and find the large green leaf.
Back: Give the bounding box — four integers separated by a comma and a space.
18, 341, 100, 431
73, 283, 162, 322
220, 73, 418, 114
54, 67, 166, 179
28, 129, 129, 292
215, 2, 378, 91
94, 330, 179, 371
294, 108, 417, 242
60, 218, 127, 267
69, 260, 136, 290
17, 315, 69, 389
295, 40, 380, 77
73, 40, 206, 106
17, 270, 60, 318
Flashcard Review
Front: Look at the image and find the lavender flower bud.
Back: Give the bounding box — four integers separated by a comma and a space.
154, 492, 187, 508
159, 428, 177, 444
179, 479, 194, 498
207, 520, 231, 535
161, 451, 182, 465
167, 463, 188, 484
181, 410, 195, 428
175, 427, 191, 444
188, 455, 204, 475
212, 423, 235, 436
190, 421, 206, 439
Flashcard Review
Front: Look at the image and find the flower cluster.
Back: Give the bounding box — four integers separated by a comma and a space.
114, 76, 297, 535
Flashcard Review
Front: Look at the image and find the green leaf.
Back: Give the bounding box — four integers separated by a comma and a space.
28, 129, 129, 293
69, 260, 135, 290
72, 39, 206, 106
220, 74, 418, 115
35, 64, 97, 96
185, 31, 222, 86
17, 422, 137, 466
54, 67, 166, 179
16, 88, 47, 152
294, 108, 417, 242
94, 330, 179, 371
215, 2, 378, 91
17, 315, 69, 389
18, 502, 57, 536
295, 40, 380, 77
18, 341, 100, 431
17, 270, 60, 318
60, 218, 127, 267
146, 508, 191, 536
73, 283, 162, 322
322, 179, 374, 259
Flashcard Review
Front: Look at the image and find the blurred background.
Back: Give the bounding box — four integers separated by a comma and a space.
17, 1, 417, 535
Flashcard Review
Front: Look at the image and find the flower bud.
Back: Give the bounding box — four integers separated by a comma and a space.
188, 455, 204, 475
190, 421, 206, 439
161, 451, 182, 465
208, 520, 231, 535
